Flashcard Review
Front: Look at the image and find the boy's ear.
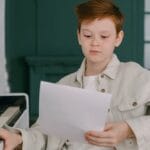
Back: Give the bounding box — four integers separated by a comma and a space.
115, 30, 124, 47
77, 30, 81, 45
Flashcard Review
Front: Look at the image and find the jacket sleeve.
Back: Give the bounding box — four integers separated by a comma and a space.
126, 115, 150, 150
16, 123, 66, 150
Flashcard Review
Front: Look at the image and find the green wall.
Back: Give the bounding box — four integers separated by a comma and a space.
6, 0, 144, 123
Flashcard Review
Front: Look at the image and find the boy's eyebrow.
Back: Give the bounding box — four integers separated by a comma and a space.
100, 31, 110, 34
81, 29, 91, 32
81, 28, 111, 34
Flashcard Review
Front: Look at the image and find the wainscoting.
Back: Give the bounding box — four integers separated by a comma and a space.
26, 56, 82, 123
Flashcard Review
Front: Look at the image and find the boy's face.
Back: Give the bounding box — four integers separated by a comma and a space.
77, 18, 124, 66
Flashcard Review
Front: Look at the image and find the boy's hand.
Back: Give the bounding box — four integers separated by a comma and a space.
85, 122, 135, 147
0, 128, 22, 150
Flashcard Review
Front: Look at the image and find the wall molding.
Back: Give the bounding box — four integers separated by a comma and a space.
26, 56, 82, 123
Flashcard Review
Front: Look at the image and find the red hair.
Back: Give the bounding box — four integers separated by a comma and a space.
75, 0, 124, 34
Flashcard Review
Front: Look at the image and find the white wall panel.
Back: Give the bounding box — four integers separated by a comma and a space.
144, 0, 150, 69
145, 0, 150, 12
145, 15, 150, 41
144, 44, 150, 69
0, 0, 9, 92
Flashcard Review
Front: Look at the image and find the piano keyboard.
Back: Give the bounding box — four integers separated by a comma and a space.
0, 106, 20, 127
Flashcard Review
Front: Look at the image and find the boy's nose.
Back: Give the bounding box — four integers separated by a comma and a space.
91, 37, 100, 46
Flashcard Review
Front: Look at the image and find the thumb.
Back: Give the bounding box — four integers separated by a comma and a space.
104, 123, 113, 131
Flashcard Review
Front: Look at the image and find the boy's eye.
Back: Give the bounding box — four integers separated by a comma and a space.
84, 34, 92, 38
101, 35, 109, 39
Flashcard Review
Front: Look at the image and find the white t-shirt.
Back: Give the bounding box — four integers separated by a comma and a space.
83, 75, 98, 90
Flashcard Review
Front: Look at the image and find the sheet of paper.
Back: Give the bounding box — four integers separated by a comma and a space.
38, 81, 111, 143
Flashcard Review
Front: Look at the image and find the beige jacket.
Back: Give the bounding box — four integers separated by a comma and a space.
18, 54, 150, 150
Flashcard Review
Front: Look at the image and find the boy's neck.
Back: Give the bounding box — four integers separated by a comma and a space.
85, 61, 107, 76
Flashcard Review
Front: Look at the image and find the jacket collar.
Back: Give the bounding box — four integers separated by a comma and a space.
103, 54, 120, 79
76, 54, 120, 85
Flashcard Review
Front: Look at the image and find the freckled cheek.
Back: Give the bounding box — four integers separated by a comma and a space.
81, 43, 90, 51
80, 47, 87, 54
104, 44, 115, 51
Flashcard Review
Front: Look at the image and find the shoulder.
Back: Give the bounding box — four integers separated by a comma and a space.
119, 61, 150, 92
57, 72, 77, 86
119, 61, 150, 77
116, 61, 150, 99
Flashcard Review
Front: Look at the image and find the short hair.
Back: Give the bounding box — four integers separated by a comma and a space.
75, 0, 124, 34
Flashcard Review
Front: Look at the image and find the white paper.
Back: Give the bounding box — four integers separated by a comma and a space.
38, 81, 111, 143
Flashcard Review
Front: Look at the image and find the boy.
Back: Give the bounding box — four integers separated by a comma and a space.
0, 0, 150, 149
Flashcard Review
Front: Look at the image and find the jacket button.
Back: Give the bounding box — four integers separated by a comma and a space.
132, 102, 138, 107
101, 89, 105, 93
101, 74, 104, 78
